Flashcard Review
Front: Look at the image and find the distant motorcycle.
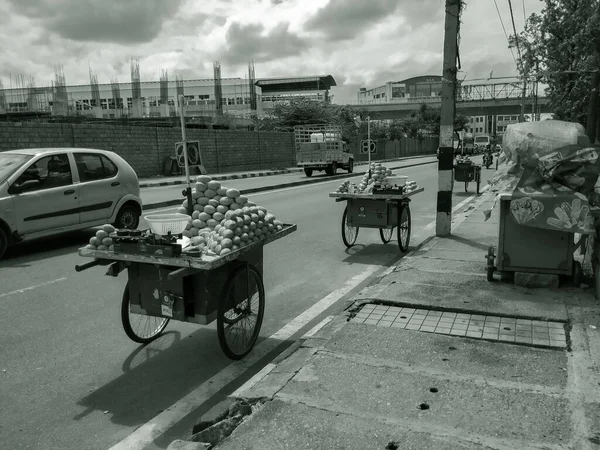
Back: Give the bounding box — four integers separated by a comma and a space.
483, 151, 493, 169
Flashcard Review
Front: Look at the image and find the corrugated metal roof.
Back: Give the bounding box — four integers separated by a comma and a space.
255, 75, 337, 87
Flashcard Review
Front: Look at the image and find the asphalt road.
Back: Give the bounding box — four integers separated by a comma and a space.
0, 155, 494, 450
140, 156, 438, 207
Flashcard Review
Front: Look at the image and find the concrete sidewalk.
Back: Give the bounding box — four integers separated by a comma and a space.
173, 189, 600, 450
139, 155, 435, 188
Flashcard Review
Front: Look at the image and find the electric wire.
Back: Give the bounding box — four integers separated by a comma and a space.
492, 0, 519, 68
507, 0, 523, 67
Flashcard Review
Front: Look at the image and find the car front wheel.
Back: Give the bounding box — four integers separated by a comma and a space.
0, 227, 8, 260
114, 204, 140, 230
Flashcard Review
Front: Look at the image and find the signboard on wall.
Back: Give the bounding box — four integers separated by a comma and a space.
360, 139, 377, 154
175, 140, 207, 174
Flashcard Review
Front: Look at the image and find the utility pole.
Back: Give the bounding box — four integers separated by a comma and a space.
436, 0, 461, 237
520, 72, 528, 122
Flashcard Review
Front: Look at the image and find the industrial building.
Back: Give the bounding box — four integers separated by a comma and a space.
0, 61, 337, 125
356, 75, 532, 138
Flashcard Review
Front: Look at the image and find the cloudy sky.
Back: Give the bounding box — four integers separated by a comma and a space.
0, 0, 543, 104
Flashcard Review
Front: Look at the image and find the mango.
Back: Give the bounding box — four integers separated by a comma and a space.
226, 188, 240, 198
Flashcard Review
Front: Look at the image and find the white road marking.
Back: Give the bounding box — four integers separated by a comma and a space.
109, 265, 382, 450
230, 363, 277, 398
0, 277, 67, 299
302, 315, 334, 339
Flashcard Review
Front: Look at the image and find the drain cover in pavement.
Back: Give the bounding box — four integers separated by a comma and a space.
351, 304, 567, 348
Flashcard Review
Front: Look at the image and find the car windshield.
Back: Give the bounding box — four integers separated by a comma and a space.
0, 153, 33, 184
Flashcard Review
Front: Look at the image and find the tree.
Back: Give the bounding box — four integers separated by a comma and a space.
253, 98, 367, 142
388, 103, 469, 138
510, 0, 600, 126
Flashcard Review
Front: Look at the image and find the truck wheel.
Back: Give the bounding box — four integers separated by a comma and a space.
325, 162, 337, 176
347, 159, 354, 173
304, 168, 313, 177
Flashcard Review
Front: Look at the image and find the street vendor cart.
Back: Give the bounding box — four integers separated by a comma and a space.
454, 159, 481, 193
75, 222, 297, 360
329, 187, 424, 252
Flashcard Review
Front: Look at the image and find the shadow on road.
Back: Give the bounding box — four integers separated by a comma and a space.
74, 327, 229, 427
0, 229, 98, 268
73, 327, 288, 430
341, 242, 404, 266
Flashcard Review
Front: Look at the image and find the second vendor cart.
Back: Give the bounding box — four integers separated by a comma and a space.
454, 160, 481, 193
329, 188, 424, 252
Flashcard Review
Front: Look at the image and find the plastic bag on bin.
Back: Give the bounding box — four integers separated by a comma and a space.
502, 120, 587, 165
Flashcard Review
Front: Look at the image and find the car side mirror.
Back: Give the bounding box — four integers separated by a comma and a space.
9, 179, 41, 194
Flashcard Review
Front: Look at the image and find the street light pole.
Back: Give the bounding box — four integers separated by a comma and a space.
436, 0, 461, 237
179, 94, 193, 216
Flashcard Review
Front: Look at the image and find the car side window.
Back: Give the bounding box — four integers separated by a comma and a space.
75, 153, 118, 182
102, 155, 118, 178
13, 154, 73, 192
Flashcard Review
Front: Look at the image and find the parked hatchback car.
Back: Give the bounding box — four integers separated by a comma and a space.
0, 148, 142, 259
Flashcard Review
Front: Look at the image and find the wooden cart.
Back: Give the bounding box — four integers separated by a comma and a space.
329, 188, 424, 252
454, 161, 481, 193
75, 224, 297, 360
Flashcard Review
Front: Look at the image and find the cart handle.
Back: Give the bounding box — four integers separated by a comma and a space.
167, 267, 196, 281
75, 260, 102, 272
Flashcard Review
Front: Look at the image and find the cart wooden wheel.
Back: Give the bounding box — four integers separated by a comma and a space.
397, 203, 411, 252
341, 206, 359, 248
217, 263, 265, 360
121, 283, 170, 344
379, 228, 393, 244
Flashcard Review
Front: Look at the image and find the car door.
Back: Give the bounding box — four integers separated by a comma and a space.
10, 153, 80, 235
74, 152, 122, 224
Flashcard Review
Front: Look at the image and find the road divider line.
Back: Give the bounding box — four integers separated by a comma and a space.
109, 264, 383, 450
0, 277, 67, 299
230, 363, 277, 398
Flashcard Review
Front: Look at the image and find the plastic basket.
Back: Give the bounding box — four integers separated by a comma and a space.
144, 213, 191, 235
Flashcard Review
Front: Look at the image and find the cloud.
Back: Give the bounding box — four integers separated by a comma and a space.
305, 0, 402, 41
220, 22, 309, 65
7, 0, 185, 44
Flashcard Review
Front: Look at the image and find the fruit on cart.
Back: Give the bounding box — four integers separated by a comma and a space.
404, 180, 418, 193
178, 176, 284, 249
85, 224, 116, 250
354, 163, 396, 193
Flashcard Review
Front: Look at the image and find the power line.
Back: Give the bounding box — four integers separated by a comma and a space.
507, 0, 523, 63
492, 0, 519, 68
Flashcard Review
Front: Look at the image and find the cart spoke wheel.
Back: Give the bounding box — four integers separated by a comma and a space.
379, 228, 393, 244
121, 283, 170, 344
397, 204, 411, 252
341, 206, 359, 248
217, 264, 265, 360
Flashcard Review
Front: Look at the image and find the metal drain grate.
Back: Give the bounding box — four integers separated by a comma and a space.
352, 304, 567, 348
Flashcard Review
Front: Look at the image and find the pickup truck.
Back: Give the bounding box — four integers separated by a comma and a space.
294, 124, 354, 177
